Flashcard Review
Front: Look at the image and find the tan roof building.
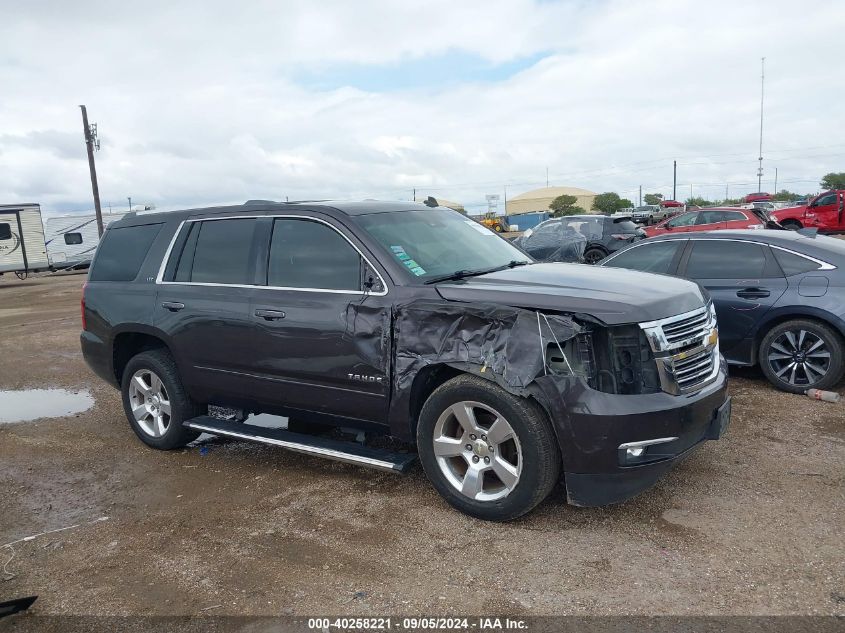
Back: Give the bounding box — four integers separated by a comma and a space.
506, 186, 597, 216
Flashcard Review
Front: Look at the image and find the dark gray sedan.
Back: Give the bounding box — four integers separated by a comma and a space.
601, 229, 845, 392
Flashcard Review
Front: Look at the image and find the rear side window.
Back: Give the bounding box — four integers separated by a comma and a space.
0, 223, 11, 240
695, 211, 724, 225
685, 241, 768, 279
189, 219, 257, 285
722, 211, 747, 221
773, 249, 822, 276
89, 223, 162, 281
268, 219, 361, 290
64, 232, 83, 245
605, 240, 683, 275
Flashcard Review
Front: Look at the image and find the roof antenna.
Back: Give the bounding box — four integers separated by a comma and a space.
423, 196, 438, 208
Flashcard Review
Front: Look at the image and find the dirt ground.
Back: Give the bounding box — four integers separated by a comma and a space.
0, 272, 843, 617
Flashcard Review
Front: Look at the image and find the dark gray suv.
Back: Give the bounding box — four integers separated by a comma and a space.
81, 200, 730, 520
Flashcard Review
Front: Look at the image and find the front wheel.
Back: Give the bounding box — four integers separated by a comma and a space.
417, 375, 560, 521
121, 349, 204, 449
758, 319, 844, 393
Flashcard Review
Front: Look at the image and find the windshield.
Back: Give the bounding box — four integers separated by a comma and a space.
356, 208, 531, 281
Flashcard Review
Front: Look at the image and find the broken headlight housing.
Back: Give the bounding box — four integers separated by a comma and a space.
546, 325, 661, 395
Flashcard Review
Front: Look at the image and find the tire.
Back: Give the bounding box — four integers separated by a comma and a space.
121, 349, 204, 449
758, 319, 844, 393
781, 220, 803, 231
493, 223, 504, 233
583, 247, 607, 265
416, 374, 561, 521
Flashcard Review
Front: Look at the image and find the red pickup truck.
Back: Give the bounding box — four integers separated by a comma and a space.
773, 190, 845, 232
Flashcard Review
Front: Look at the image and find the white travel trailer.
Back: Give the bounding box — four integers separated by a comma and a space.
44, 213, 126, 270
0, 204, 49, 279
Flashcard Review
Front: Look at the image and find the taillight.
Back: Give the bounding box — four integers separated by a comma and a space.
81, 282, 88, 330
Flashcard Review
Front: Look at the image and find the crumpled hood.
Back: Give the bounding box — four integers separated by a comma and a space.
434, 263, 706, 325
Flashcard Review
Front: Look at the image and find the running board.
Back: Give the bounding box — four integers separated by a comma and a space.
183, 416, 417, 474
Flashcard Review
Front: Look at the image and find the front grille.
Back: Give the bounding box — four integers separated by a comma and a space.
639, 305, 720, 395
661, 310, 710, 346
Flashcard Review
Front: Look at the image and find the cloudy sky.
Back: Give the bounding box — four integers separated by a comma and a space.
1, 0, 843, 216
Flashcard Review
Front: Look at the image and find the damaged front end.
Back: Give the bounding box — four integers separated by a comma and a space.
384, 299, 728, 508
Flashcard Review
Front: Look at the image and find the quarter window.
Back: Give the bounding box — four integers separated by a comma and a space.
89, 223, 162, 282
64, 232, 83, 245
190, 219, 257, 285
685, 241, 769, 279
0, 223, 11, 240
773, 249, 822, 276
268, 219, 362, 291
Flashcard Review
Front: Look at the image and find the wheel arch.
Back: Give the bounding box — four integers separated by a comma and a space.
111, 326, 176, 385
750, 308, 845, 364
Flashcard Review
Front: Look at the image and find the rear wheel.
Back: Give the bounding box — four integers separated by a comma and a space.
121, 349, 204, 449
417, 375, 560, 521
583, 247, 607, 265
781, 219, 803, 231
758, 319, 844, 393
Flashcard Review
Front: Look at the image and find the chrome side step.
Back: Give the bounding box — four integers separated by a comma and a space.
183, 416, 417, 474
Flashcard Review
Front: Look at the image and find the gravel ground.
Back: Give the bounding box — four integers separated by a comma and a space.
0, 272, 843, 617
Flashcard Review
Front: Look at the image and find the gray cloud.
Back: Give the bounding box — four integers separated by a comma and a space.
0, 0, 843, 215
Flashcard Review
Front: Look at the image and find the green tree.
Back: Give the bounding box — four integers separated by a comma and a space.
591, 192, 623, 215
548, 194, 578, 217
820, 172, 845, 190
619, 198, 633, 209
722, 197, 743, 205
643, 193, 663, 206
772, 190, 800, 202
685, 196, 713, 207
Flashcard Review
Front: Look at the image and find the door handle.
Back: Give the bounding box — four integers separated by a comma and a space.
255, 309, 286, 321
161, 301, 185, 311
736, 288, 770, 299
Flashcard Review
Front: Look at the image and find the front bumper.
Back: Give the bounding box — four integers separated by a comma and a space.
548, 359, 729, 507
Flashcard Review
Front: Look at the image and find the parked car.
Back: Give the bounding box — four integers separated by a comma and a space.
513, 215, 645, 264
631, 204, 660, 224
744, 192, 772, 203
81, 200, 729, 520
773, 190, 845, 233
643, 207, 778, 237
601, 229, 845, 392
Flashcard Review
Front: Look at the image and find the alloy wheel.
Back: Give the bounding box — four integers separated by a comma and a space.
767, 329, 831, 387
432, 401, 522, 502
128, 369, 172, 437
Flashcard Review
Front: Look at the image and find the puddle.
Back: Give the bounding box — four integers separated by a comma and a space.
0, 388, 94, 424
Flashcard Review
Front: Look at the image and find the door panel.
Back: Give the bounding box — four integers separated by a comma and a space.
247, 290, 391, 421
680, 240, 786, 353
154, 284, 257, 398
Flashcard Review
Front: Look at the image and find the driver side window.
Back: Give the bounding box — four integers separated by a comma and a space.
813, 193, 836, 207
667, 212, 697, 228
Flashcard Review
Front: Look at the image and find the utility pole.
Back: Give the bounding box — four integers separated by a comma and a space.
546, 167, 549, 188
725, 183, 729, 202
413, 188, 416, 202
79, 105, 104, 236
503, 185, 508, 215
127, 197, 132, 212
757, 57, 765, 192
774, 167, 778, 193
690, 183, 693, 200
638, 185, 642, 207
672, 160, 677, 201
